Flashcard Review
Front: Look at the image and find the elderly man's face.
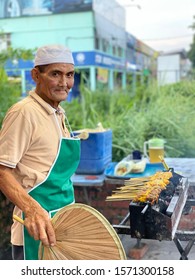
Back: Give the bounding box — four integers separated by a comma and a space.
32, 63, 75, 108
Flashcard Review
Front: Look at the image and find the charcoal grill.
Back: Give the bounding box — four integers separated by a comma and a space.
113, 170, 195, 259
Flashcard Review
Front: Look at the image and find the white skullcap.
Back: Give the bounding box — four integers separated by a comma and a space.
34, 44, 74, 66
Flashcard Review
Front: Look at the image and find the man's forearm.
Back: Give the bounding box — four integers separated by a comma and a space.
0, 165, 42, 215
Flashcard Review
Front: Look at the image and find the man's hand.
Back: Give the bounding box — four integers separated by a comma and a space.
24, 207, 56, 247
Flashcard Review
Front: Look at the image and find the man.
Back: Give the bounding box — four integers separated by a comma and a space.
0, 44, 80, 260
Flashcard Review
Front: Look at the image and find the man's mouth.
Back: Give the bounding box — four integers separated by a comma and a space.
55, 89, 68, 94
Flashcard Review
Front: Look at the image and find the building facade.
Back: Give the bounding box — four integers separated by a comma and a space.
0, 0, 157, 97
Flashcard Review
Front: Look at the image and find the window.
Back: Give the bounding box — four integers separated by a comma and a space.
0, 34, 11, 51
102, 38, 109, 52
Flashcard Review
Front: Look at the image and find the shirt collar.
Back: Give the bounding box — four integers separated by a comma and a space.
29, 90, 65, 115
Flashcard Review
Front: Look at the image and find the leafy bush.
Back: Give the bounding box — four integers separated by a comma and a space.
63, 80, 195, 161
0, 69, 21, 127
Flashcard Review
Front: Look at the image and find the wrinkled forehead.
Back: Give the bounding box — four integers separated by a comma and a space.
38, 63, 75, 73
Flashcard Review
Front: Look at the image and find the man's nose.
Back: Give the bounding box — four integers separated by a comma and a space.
59, 75, 67, 86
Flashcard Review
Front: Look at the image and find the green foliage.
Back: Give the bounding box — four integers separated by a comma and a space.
63, 80, 195, 161
0, 70, 21, 127
188, 15, 195, 68
188, 35, 195, 68
0, 46, 34, 127
0, 46, 35, 67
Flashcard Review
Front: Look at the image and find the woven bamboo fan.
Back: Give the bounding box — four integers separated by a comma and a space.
38, 203, 126, 260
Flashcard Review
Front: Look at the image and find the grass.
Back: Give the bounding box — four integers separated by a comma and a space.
63, 80, 195, 161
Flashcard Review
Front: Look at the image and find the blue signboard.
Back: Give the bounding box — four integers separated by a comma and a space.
5, 50, 125, 71
73, 51, 126, 70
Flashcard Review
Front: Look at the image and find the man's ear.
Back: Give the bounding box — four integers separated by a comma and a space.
31, 68, 40, 83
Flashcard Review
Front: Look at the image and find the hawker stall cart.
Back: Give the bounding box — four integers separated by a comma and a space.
105, 162, 195, 260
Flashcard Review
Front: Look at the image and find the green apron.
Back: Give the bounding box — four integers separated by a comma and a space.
23, 137, 80, 260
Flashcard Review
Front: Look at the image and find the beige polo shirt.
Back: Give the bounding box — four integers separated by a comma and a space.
0, 90, 70, 245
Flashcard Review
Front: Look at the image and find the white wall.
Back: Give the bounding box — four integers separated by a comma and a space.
157, 54, 181, 85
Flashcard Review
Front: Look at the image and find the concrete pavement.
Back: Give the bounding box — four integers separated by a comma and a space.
120, 234, 195, 260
